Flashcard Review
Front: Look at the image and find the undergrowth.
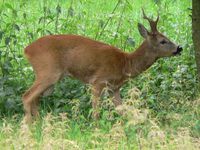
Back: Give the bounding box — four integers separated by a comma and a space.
0, 88, 199, 149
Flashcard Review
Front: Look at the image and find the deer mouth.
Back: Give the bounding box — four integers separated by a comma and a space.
173, 46, 183, 55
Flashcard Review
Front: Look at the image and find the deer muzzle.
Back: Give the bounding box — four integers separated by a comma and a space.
173, 46, 183, 55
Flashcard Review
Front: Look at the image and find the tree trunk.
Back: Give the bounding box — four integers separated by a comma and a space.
192, 0, 200, 80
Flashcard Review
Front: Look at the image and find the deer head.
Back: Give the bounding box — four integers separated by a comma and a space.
138, 9, 182, 57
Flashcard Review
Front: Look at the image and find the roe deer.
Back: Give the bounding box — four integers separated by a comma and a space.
22, 10, 182, 123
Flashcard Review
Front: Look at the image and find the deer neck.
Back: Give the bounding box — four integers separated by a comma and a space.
126, 41, 158, 77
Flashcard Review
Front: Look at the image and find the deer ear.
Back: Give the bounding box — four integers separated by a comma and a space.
138, 23, 149, 39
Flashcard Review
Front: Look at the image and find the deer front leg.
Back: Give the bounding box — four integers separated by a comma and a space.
112, 89, 122, 107
91, 85, 103, 120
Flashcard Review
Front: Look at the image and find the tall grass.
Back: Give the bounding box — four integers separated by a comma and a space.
0, 91, 199, 149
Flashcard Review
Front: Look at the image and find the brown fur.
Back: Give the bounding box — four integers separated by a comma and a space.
22, 12, 181, 123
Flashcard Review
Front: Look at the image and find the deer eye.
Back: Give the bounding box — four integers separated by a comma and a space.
160, 40, 167, 45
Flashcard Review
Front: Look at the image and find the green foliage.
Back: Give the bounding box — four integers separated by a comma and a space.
0, 0, 196, 113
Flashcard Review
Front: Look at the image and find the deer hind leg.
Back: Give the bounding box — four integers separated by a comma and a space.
22, 72, 61, 123
31, 97, 40, 118
43, 85, 54, 97
23, 81, 39, 123
31, 85, 55, 118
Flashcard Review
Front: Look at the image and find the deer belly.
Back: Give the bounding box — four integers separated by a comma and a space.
65, 64, 97, 83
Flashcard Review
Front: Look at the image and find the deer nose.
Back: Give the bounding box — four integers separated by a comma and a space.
173, 46, 183, 55
177, 46, 183, 52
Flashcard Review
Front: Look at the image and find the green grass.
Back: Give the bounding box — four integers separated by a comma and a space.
0, 0, 199, 149
0, 97, 199, 149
